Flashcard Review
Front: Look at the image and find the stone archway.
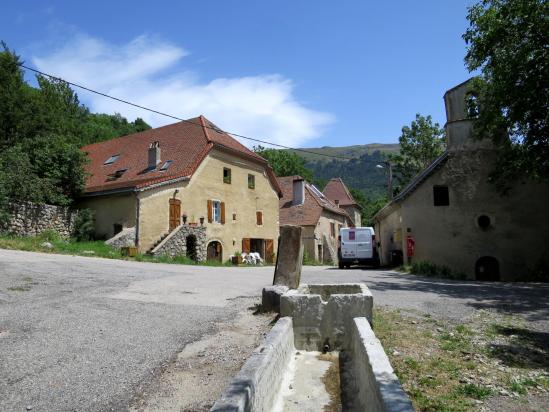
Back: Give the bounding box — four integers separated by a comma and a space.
186, 234, 197, 261
475, 256, 500, 281
207, 241, 223, 262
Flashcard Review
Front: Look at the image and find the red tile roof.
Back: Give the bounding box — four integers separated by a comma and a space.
323, 178, 358, 206
81, 116, 281, 196
278, 175, 349, 226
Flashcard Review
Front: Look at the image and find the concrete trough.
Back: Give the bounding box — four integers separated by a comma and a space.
211, 284, 412, 412
280, 283, 373, 351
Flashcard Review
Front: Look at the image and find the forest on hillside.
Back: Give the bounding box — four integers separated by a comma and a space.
303, 150, 390, 199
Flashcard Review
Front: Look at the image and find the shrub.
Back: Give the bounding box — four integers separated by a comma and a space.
73, 209, 95, 241
410, 261, 466, 280
37, 229, 61, 243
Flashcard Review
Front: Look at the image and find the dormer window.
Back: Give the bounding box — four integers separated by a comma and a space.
160, 160, 173, 171
104, 154, 120, 165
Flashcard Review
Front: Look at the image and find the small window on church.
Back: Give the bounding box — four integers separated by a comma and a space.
433, 186, 449, 206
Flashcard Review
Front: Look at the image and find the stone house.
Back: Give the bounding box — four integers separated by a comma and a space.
323, 177, 362, 226
277, 175, 351, 264
373, 79, 549, 281
79, 116, 282, 262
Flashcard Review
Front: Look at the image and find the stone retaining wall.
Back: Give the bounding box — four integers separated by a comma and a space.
0, 201, 77, 238
151, 224, 207, 261
105, 227, 136, 249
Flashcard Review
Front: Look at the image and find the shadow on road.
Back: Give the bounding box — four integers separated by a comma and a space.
358, 270, 549, 324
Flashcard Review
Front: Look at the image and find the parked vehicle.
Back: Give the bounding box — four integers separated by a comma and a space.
338, 227, 379, 269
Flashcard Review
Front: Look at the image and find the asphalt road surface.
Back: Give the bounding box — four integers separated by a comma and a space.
1, 249, 547, 411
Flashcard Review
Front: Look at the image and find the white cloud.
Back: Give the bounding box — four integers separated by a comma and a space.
32, 34, 333, 147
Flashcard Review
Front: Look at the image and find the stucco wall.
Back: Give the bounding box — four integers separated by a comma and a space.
342, 205, 361, 227
78, 193, 136, 240
315, 211, 346, 262
300, 211, 346, 262
374, 206, 404, 265
376, 150, 549, 280
137, 149, 280, 260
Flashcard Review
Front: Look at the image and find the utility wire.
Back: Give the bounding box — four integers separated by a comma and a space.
18, 63, 360, 161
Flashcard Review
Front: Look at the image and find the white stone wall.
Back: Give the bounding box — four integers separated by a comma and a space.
0, 201, 77, 238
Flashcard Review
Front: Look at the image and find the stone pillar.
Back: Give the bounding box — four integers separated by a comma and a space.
273, 225, 303, 289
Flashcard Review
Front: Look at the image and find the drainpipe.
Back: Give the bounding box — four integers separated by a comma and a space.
135, 195, 141, 249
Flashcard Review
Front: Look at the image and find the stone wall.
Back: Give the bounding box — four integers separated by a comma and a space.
105, 227, 136, 249
151, 224, 207, 261
0, 201, 77, 238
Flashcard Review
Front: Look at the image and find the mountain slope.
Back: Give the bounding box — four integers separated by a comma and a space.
288, 143, 399, 163
289, 143, 398, 198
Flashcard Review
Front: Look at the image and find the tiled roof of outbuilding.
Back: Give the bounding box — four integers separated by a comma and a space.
323, 177, 358, 206
278, 175, 349, 226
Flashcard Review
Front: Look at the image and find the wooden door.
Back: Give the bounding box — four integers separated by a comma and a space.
242, 238, 251, 254
265, 239, 274, 263
207, 241, 222, 262
169, 198, 181, 231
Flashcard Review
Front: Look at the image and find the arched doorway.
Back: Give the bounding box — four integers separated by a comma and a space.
186, 235, 197, 261
475, 256, 500, 281
207, 241, 222, 262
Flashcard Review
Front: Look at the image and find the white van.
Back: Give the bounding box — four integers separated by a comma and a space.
338, 227, 379, 269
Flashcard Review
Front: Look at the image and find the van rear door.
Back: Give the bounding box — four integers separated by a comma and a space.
340, 228, 357, 260
356, 228, 373, 259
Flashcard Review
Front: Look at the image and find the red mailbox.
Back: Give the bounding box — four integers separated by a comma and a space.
406, 235, 415, 258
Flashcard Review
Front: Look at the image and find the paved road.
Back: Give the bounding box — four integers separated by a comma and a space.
1, 249, 548, 411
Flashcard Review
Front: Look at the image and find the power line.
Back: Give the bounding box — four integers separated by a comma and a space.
18, 63, 358, 161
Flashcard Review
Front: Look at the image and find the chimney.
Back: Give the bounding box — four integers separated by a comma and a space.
335, 200, 340, 207
148, 141, 161, 169
293, 178, 305, 206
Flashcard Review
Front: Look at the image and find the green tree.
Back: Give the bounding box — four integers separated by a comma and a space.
0, 42, 151, 224
463, 0, 549, 182
348, 187, 388, 226
253, 145, 313, 181
388, 114, 446, 191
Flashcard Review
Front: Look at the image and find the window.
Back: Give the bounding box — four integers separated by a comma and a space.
248, 174, 255, 189
207, 200, 225, 223
212, 201, 221, 223
256, 211, 263, 226
223, 167, 231, 184
330, 222, 336, 238
433, 186, 449, 206
104, 154, 120, 165
233, 213, 237, 221
477, 215, 491, 229
160, 160, 173, 171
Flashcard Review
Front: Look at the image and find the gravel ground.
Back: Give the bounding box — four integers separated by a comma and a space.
1, 249, 547, 411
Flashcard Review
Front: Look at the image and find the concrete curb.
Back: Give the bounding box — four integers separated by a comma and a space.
210, 317, 294, 412
348, 317, 414, 412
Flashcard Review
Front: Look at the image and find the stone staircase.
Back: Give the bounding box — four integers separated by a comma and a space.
147, 231, 170, 254
322, 233, 338, 265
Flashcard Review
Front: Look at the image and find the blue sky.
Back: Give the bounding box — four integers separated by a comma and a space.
1, 1, 476, 148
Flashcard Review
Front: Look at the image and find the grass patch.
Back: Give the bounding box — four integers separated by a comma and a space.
7, 285, 31, 292
456, 383, 492, 399
374, 307, 549, 411
0, 233, 237, 267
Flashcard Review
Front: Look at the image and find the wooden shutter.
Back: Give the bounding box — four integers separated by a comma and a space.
207, 200, 213, 223
265, 239, 274, 263
220, 202, 226, 224
256, 211, 263, 226
242, 238, 251, 253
